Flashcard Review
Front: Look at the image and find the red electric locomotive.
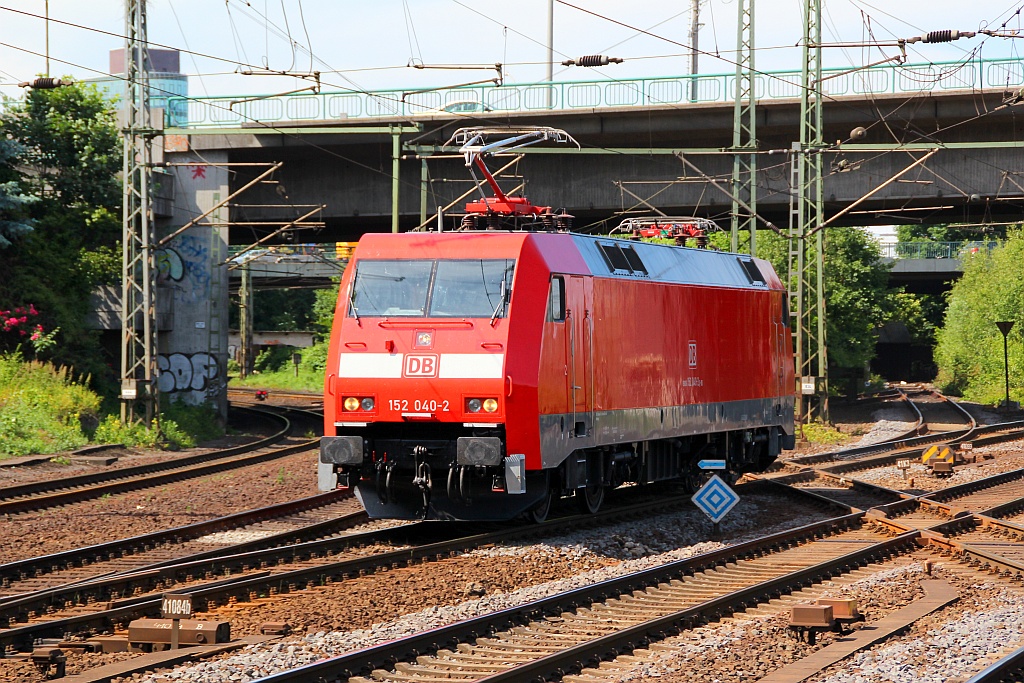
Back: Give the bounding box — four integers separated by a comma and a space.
319, 128, 795, 521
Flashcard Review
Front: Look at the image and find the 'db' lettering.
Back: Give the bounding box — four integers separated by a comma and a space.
404, 354, 439, 377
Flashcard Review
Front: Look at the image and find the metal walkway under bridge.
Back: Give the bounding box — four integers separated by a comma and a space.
226, 246, 346, 292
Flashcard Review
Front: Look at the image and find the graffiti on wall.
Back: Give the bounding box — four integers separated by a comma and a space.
156, 234, 213, 303
157, 352, 221, 394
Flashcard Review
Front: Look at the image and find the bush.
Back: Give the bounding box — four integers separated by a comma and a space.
254, 346, 292, 373
161, 398, 223, 446
302, 341, 329, 373
800, 421, 850, 445
230, 342, 327, 393
92, 397, 223, 450
0, 352, 100, 457
92, 414, 161, 449
935, 230, 1023, 404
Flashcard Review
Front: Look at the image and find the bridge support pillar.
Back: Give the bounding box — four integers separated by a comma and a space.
158, 150, 231, 420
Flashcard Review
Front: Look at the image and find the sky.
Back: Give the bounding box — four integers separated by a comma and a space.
0, 0, 1023, 99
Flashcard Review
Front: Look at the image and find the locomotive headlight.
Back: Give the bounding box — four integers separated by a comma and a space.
467, 398, 482, 413
482, 398, 499, 413
343, 397, 360, 411
360, 397, 375, 411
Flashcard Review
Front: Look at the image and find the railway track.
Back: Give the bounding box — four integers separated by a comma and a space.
244, 464, 1024, 683
0, 489, 365, 602
255, 514, 913, 683
227, 387, 323, 404
0, 482, 820, 655
0, 406, 318, 516
788, 388, 974, 468
7, 389, 1024, 683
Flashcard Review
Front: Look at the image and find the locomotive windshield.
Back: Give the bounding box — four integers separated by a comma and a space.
349, 259, 515, 318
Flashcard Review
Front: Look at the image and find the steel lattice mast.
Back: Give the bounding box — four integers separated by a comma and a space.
120, 0, 159, 427
730, 0, 756, 255
789, 0, 828, 424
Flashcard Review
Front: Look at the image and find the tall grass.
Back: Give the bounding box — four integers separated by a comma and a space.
92, 398, 223, 449
0, 353, 100, 458
230, 342, 326, 393
0, 353, 225, 457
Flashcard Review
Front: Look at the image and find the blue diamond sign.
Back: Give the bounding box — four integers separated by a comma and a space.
692, 474, 740, 524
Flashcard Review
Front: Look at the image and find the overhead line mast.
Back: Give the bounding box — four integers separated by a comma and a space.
790, 0, 828, 425
730, 0, 756, 255
121, 0, 159, 427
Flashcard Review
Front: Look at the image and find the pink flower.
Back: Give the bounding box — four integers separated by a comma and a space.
18, 316, 27, 324
30, 332, 40, 341
28, 304, 37, 315
18, 330, 26, 336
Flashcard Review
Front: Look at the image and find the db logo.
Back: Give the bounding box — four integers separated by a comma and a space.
403, 354, 439, 377
688, 341, 697, 368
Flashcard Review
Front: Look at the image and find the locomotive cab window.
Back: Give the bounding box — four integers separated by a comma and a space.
349, 259, 515, 318
548, 276, 565, 322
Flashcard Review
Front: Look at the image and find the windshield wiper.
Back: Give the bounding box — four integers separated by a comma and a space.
348, 283, 360, 324
489, 277, 508, 327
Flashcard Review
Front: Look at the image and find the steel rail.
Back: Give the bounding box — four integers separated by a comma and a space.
757, 473, 906, 513
0, 406, 288, 500
964, 643, 1024, 682
787, 389, 922, 466
0, 408, 320, 515
0, 487, 712, 650
251, 517, 913, 683
790, 390, 975, 467
0, 509, 382, 627
0, 488, 354, 599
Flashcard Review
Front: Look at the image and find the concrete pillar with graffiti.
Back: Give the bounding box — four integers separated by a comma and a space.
156, 144, 230, 421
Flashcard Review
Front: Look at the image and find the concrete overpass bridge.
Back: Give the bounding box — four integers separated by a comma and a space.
161, 56, 1024, 244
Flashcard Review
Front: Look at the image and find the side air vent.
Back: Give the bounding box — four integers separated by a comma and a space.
738, 258, 765, 285
599, 242, 648, 276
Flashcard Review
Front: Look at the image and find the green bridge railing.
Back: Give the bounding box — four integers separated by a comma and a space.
168, 56, 1024, 128
879, 240, 1001, 259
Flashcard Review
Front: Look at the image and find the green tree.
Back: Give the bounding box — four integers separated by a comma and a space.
722, 227, 928, 377
0, 82, 120, 386
934, 229, 1024, 403
312, 285, 341, 334
0, 138, 34, 249
896, 223, 1006, 243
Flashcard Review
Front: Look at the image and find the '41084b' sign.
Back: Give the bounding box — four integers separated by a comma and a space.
161, 593, 193, 619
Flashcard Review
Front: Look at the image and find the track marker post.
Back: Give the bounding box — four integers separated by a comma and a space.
161, 593, 193, 650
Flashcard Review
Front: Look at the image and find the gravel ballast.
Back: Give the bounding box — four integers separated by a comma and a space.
121, 492, 829, 683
